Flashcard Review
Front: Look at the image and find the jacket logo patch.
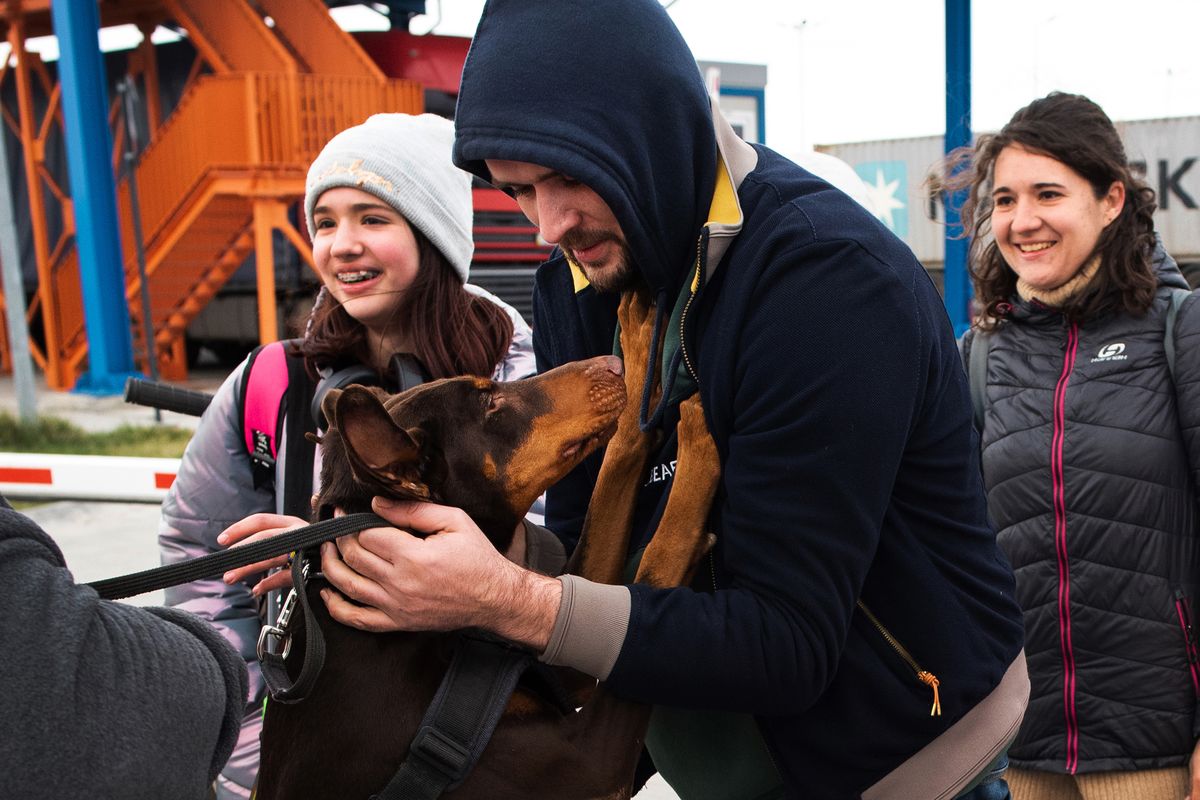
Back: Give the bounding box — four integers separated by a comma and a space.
1091, 342, 1128, 363
645, 460, 677, 486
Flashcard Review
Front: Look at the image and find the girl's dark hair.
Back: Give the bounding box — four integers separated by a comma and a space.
945, 92, 1157, 329
299, 226, 514, 380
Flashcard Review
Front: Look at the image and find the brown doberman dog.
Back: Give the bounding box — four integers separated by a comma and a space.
256, 289, 720, 799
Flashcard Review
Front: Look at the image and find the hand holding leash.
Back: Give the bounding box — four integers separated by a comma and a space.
217, 512, 309, 595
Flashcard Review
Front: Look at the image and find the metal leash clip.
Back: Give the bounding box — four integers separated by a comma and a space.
257, 586, 299, 661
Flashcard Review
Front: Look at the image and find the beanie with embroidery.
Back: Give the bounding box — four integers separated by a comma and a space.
304, 113, 474, 283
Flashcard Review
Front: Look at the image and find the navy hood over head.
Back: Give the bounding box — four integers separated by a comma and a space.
453, 0, 718, 302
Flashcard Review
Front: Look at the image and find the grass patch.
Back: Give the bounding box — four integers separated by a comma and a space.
8, 499, 45, 510
0, 412, 194, 458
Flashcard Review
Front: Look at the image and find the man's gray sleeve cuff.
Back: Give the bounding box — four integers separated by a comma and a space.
523, 520, 567, 575
538, 574, 630, 680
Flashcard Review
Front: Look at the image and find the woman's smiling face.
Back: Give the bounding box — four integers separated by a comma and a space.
311, 186, 421, 333
990, 144, 1124, 293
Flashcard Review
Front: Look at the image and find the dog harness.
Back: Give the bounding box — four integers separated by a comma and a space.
87, 514, 547, 800
256, 536, 561, 800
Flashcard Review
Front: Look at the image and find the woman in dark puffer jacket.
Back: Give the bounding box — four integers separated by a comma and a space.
955, 92, 1200, 800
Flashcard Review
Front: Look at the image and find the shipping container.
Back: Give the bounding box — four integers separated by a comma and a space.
817, 115, 1200, 287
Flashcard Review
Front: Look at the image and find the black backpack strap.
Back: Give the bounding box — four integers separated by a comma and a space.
372, 635, 535, 800
1166, 287, 1191, 385
281, 347, 318, 518
967, 329, 991, 432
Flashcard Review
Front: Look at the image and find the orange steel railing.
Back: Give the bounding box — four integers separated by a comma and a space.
100, 71, 422, 382
0, 0, 425, 389
258, 0, 385, 80
118, 72, 421, 261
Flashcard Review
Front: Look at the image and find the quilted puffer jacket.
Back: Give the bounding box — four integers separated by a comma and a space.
962, 248, 1200, 773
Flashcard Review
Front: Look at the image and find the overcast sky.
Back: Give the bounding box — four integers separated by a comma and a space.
18, 1, 1198, 157
397, 0, 1200, 154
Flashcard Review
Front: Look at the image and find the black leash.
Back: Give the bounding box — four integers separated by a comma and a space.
86, 513, 387, 600
258, 549, 332, 703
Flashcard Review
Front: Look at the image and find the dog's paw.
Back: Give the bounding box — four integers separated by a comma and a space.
617, 289, 663, 405
618, 287, 655, 336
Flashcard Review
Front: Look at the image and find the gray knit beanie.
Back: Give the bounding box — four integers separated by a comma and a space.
304, 113, 473, 282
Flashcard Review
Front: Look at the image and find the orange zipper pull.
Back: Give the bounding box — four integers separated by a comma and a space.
917, 671, 941, 716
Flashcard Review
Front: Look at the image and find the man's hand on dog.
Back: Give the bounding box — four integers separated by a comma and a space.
216, 509, 532, 599
318, 496, 563, 652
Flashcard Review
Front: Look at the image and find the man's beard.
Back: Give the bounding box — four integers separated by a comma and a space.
561, 230, 637, 294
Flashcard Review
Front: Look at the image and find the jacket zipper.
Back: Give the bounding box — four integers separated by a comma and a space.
679, 234, 704, 384
1053, 322, 1080, 773
1175, 589, 1200, 696
857, 600, 942, 716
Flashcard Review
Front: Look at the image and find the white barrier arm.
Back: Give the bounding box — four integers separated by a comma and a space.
0, 452, 181, 503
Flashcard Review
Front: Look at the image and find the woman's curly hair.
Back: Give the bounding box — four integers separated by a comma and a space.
943, 92, 1158, 329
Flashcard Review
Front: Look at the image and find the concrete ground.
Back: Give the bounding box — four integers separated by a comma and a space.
22, 499, 167, 605
4, 366, 680, 799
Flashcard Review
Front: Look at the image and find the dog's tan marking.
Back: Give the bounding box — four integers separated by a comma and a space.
482, 454, 498, 482
570, 288, 664, 586
503, 690, 548, 717
634, 394, 719, 587
502, 360, 627, 518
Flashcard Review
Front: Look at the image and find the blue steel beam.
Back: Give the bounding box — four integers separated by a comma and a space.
944, 0, 972, 335
50, 0, 138, 394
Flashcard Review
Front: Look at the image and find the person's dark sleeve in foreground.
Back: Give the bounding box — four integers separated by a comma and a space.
0, 495, 248, 800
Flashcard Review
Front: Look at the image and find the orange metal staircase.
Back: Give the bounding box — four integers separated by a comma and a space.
114, 70, 422, 381
1, 0, 423, 388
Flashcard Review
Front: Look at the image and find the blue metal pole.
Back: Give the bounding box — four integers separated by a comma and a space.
50, 0, 138, 394
944, 0, 972, 336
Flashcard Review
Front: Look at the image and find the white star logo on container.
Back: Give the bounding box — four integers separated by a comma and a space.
864, 168, 906, 230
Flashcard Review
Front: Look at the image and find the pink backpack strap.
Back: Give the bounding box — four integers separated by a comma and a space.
240, 341, 290, 491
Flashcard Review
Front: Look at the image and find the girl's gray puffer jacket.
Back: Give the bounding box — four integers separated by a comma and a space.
157, 285, 535, 798
962, 248, 1200, 774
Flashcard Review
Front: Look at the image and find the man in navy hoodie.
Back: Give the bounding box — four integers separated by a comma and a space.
319, 1, 1027, 797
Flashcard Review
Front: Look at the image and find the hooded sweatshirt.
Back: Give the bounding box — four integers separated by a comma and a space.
454, 2, 1026, 797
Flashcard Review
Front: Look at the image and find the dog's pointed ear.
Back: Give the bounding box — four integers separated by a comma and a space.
319, 387, 345, 431
332, 386, 431, 499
